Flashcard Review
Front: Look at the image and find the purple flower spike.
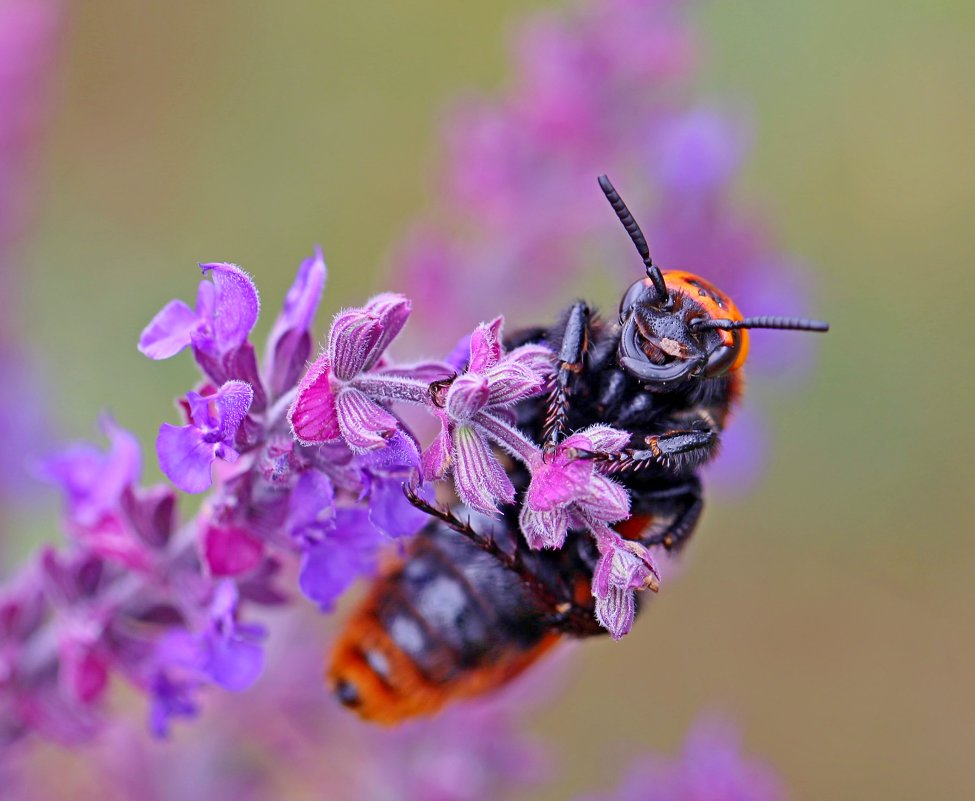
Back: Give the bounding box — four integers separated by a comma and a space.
520, 425, 630, 549
265, 247, 327, 397
157, 380, 254, 493
289, 294, 413, 452
591, 529, 659, 640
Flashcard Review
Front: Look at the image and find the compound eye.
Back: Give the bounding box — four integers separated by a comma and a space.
703, 331, 743, 378
619, 277, 665, 317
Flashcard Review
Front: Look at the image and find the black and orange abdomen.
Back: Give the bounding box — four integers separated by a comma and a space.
329, 522, 561, 723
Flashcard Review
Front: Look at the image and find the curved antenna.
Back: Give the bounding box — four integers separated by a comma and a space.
598, 175, 668, 302
692, 316, 830, 333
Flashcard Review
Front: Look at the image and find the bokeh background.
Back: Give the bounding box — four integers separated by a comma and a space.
3, 1, 975, 799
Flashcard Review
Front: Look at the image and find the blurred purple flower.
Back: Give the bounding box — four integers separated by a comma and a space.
390, 0, 820, 491
579, 718, 785, 801
38, 417, 166, 571
157, 380, 255, 493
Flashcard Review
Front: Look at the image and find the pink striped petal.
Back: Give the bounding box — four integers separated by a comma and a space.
362, 293, 411, 371
328, 309, 384, 381
451, 424, 514, 515
518, 503, 569, 550
288, 355, 340, 445
468, 316, 504, 373
335, 387, 399, 452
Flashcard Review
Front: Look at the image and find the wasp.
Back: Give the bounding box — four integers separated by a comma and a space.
329, 176, 828, 723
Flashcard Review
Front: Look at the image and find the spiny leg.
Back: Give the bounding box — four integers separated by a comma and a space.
544, 301, 592, 448
402, 485, 573, 616
577, 416, 719, 474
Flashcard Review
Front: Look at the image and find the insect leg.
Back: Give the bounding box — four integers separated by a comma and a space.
636, 480, 704, 554
402, 485, 569, 614
579, 419, 718, 473
544, 301, 592, 447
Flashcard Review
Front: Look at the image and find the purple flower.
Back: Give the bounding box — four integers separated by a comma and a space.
519, 425, 631, 550
423, 316, 552, 515
288, 293, 412, 452
591, 529, 659, 640
583, 718, 785, 801
151, 581, 266, 736
39, 417, 160, 570
139, 262, 260, 361
286, 470, 384, 610
138, 263, 266, 408
264, 247, 327, 398
200, 522, 265, 578
156, 380, 254, 494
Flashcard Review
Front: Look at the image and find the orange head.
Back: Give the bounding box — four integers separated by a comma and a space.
599, 175, 828, 392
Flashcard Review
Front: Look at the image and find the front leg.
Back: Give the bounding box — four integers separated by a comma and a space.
580, 413, 719, 473
544, 301, 591, 447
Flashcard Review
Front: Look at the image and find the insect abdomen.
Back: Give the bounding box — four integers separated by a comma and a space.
329, 522, 558, 723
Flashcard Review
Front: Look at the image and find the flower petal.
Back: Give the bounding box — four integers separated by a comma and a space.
137, 299, 200, 360
368, 477, 431, 539
518, 503, 569, 550
362, 293, 411, 371
422, 415, 453, 481
156, 424, 217, 494
594, 585, 636, 640
506, 343, 555, 378
328, 307, 384, 380
335, 387, 399, 452
527, 454, 592, 511
201, 524, 265, 577
568, 424, 632, 454
288, 355, 341, 445
468, 316, 504, 373
485, 360, 546, 405
199, 263, 260, 352
581, 473, 630, 523
451, 424, 515, 515
446, 373, 490, 420
267, 246, 327, 350
298, 509, 381, 610
212, 380, 254, 444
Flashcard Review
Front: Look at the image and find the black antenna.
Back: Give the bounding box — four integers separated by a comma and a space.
598, 175, 668, 302
692, 316, 830, 333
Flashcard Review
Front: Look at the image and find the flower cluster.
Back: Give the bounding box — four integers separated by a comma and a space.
0, 234, 662, 754
286, 296, 654, 636
390, 0, 819, 494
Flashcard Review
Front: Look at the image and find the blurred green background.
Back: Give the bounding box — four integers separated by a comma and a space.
10, 1, 975, 798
